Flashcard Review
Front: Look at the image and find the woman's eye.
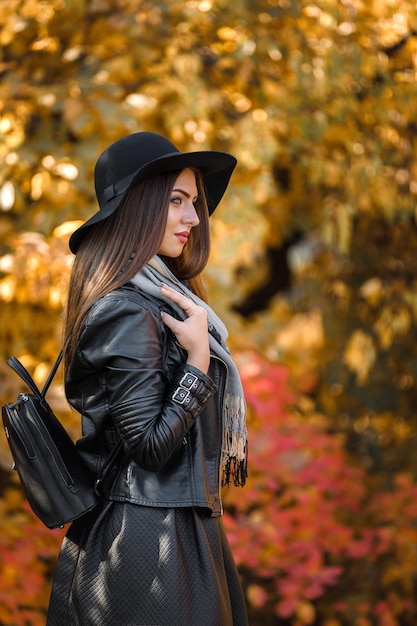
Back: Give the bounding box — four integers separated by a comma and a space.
170, 196, 182, 205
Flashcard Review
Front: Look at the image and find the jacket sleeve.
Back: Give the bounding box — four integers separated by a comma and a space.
74, 293, 217, 471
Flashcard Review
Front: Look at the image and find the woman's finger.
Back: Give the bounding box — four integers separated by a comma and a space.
160, 310, 179, 333
160, 284, 198, 315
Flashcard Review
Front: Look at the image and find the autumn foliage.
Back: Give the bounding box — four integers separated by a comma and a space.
225, 352, 417, 624
0, 482, 64, 626
2, 0, 417, 624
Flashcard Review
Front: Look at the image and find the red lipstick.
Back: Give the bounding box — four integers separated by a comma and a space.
175, 231, 189, 244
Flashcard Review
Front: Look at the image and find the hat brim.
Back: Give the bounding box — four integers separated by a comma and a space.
69, 150, 236, 253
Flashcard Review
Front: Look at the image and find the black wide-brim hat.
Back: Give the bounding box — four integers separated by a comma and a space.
69, 131, 237, 253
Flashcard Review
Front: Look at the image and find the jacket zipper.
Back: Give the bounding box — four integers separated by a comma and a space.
210, 354, 228, 516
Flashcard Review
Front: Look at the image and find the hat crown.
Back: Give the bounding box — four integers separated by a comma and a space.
95, 132, 180, 203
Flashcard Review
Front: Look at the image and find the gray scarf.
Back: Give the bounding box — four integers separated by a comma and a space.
130, 256, 247, 487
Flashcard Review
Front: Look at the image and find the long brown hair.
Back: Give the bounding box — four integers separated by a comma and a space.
63, 169, 210, 374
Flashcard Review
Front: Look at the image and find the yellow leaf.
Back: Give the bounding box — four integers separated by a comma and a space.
343, 330, 376, 385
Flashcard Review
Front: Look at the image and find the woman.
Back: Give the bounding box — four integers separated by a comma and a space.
46, 132, 248, 626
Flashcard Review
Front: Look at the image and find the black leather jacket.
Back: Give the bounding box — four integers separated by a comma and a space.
65, 283, 227, 517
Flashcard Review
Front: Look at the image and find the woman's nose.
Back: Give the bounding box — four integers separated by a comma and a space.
183, 201, 200, 226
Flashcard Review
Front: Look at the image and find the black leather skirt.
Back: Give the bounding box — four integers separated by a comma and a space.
46, 500, 248, 626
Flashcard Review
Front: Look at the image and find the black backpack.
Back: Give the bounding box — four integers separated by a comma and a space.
2, 353, 122, 529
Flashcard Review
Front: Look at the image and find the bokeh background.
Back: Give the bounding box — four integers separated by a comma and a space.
2, 0, 417, 624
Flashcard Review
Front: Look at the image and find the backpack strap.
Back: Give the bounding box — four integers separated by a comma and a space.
40, 350, 63, 397
7, 357, 42, 398
7, 350, 63, 399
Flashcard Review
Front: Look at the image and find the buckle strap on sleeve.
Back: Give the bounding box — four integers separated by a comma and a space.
172, 372, 199, 405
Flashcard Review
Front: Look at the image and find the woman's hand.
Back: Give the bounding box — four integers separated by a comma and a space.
160, 284, 210, 373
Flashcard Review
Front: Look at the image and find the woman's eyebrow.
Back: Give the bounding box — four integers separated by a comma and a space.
172, 188, 198, 201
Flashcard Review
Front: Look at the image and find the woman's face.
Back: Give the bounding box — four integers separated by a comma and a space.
157, 168, 200, 258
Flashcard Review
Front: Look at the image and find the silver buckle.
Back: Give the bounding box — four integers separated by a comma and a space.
172, 387, 191, 405
179, 372, 199, 390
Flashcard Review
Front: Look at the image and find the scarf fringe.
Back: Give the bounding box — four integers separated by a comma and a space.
222, 393, 248, 487
222, 444, 248, 487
